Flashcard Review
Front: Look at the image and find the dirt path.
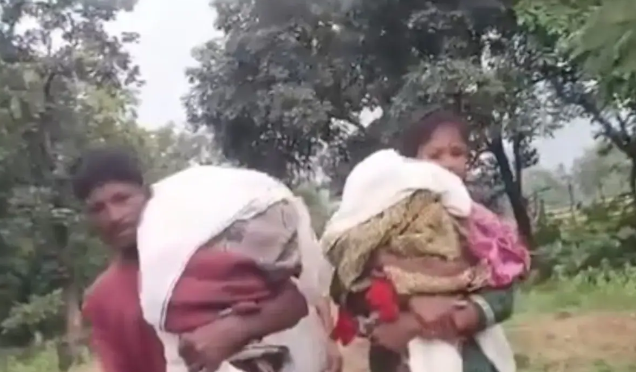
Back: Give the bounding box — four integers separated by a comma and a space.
74, 312, 636, 372
508, 312, 636, 370
342, 311, 636, 372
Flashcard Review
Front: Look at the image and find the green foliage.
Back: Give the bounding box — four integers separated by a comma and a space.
0, 343, 90, 372
0, 0, 218, 352
572, 0, 636, 77
1, 290, 65, 337
294, 183, 336, 234
533, 191, 636, 278
526, 142, 631, 213
515, 0, 636, 86
516, 0, 636, 206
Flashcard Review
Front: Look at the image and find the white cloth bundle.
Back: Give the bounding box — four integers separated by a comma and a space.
321, 149, 515, 372
322, 149, 473, 247
138, 165, 331, 372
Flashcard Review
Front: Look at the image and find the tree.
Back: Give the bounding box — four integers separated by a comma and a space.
137, 125, 225, 183
0, 0, 142, 365
523, 167, 572, 208
184, 0, 517, 182
186, 0, 574, 246
517, 0, 636, 92
516, 0, 636, 205
571, 144, 631, 201
184, 0, 367, 182
294, 183, 335, 234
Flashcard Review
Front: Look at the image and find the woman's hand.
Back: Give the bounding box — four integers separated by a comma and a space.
369, 300, 482, 352
420, 300, 481, 342
323, 339, 343, 372
451, 300, 481, 336
370, 313, 420, 352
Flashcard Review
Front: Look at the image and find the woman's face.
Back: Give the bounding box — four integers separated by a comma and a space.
416, 123, 469, 180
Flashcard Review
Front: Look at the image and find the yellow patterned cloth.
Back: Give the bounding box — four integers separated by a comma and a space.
323, 190, 489, 301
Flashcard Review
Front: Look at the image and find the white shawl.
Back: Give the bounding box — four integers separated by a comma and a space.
137, 165, 331, 372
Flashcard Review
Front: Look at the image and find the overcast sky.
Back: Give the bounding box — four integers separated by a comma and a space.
109, 0, 596, 170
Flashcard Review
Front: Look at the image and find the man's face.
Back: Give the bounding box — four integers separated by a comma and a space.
84, 181, 148, 252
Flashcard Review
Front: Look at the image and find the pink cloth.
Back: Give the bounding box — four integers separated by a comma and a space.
467, 203, 530, 288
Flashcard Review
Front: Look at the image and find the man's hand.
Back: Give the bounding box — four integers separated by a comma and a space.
178, 283, 307, 372
179, 316, 248, 372
323, 339, 343, 372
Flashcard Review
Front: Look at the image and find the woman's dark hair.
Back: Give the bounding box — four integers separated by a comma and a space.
398, 108, 470, 158
71, 146, 144, 200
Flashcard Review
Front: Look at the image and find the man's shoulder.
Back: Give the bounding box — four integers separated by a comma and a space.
85, 264, 118, 296
83, 264, 124, 319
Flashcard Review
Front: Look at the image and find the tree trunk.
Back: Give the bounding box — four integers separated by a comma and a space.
567, 181, 576, 223
489, 136, 535, 248
629, 159, 636, 217
59, 280, 82, 371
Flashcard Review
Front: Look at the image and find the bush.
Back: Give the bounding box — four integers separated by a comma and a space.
534, 197, 636, 278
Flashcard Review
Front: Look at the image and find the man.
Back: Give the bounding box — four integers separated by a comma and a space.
74, 147, 338, 372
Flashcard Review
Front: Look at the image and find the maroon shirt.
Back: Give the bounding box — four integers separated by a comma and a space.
83, 260, 166, 372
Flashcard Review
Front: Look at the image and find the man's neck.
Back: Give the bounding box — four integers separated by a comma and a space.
118, 245, 139, 264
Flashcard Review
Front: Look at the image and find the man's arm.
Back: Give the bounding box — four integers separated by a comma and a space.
84, 298, 132, 372
239, 281, 309, 339
314, 298, 334, 333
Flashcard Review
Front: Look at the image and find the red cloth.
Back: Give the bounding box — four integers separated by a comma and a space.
331, 278, 399, 346
83, 261, 165, 372
365, 278, 400, 322
165, 247, 281, 333
331, 308, 358, 345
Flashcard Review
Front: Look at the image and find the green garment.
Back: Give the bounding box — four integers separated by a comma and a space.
368, 285, 516, 372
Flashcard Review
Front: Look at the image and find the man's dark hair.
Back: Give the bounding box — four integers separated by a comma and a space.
71, 146, 144, 200
398, 108, 470, 158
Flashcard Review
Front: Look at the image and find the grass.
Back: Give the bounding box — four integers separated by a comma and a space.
0, 345, 92, 372
517, 266, 636, 315
510, 267, 636, 372
7, 267, 636, 372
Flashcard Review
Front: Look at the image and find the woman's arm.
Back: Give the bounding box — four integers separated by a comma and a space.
469, 284, 516, 330
451, 284, 516, 337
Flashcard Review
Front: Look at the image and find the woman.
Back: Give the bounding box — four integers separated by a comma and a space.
367, 108, 519, 372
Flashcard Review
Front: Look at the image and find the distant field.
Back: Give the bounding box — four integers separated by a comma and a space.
543, 195, 633, 224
